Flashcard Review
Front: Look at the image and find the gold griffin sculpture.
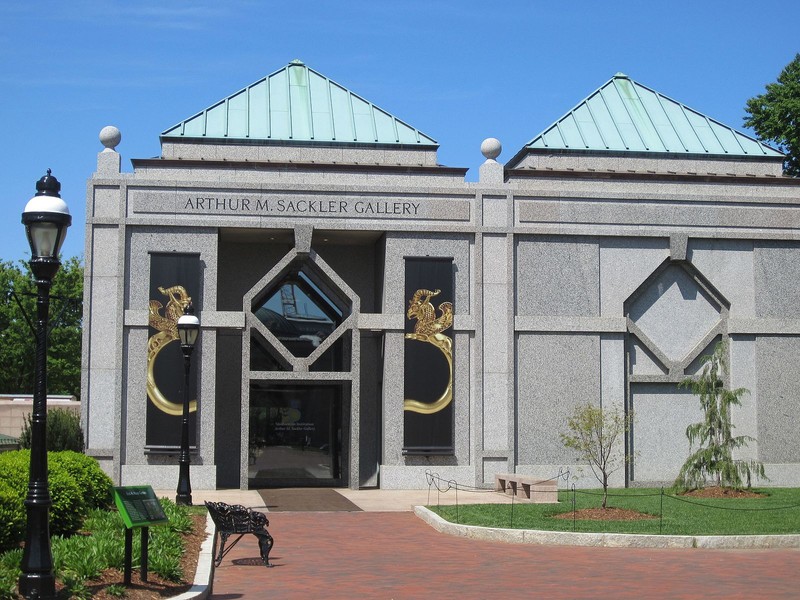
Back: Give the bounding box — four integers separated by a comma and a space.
147, 285, 197, 416
404, 288, 454, 414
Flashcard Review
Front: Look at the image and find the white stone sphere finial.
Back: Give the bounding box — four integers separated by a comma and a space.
99, 126, 122, 152
481, 137, 502, 161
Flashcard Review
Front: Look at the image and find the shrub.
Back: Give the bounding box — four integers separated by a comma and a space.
48, 468, 84, 536
0, 450, 88, 540
19, 408, 84, 452
49, 452, 112, 509
0, 548, 21, 600
0, 451, 29, 489
0, 480, 24, 552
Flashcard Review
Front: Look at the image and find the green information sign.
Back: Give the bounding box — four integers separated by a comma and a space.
113, 486, 169, 529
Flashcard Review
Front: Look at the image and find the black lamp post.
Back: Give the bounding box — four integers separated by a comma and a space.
18, 170, 71, 600
176, 304, 200, 506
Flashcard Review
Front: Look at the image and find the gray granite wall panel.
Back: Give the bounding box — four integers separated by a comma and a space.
599, 238, 669, 317
482, 234, 510, 450
600, 335, 626, 488
628, 339, 667, 376
516, 236, 600, 317
754, 241, 800, 318
730, 335, 759, 460
92, 186, 121, 219
381, 334, 405, 465
516, 333, 601, 465
86, 368, 117, 450
627, 265, 722, 363
630, 383, 702, 484
688, 239, 754, 318
755, 336, 800, 463
482, 195, 508, 228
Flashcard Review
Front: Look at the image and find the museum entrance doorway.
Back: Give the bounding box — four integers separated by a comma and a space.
248, 382, 344, 488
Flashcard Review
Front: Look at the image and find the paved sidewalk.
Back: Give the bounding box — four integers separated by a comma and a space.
189, 488, 800, 600
159, 487, 511, 512
208, 511, 800, 599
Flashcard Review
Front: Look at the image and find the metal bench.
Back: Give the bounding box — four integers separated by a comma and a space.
205, 501, 274, 567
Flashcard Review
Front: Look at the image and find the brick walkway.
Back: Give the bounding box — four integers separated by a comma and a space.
208, 511, 800, 599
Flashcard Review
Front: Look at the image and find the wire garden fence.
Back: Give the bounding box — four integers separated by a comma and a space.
424, 470, 800, 534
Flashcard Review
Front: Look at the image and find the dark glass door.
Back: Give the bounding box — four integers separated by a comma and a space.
248, 384, 342, 487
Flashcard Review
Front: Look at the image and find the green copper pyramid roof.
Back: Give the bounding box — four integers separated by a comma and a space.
522, 73, 782, 158
162, 60, 437, 146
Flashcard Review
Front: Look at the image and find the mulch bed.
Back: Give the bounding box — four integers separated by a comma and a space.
552, 486, 764, 522
681, 486, 765, 499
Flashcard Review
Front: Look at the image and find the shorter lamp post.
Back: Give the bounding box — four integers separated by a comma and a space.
176, 304, 200, 506
18, 170, 71, 600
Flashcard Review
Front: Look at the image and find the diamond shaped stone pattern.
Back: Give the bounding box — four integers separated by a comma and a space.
628, 265, 721, 363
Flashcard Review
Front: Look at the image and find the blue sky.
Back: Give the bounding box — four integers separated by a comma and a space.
0, 1, 797, 261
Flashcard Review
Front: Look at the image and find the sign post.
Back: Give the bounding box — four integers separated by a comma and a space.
113, 486, 169, 584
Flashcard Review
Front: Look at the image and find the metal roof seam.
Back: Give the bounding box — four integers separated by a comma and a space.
304, 65, 316, 141
326, 78, 337, 142
245, 86, 251, 139
597, 86, 631, 150
583, 97, 611, 150
703, 113, 729, 154
554, 122, 568, 149
629, 77, 669, 152
653, 91, 689, 152
285, 66, 293, 140
678, 103, 708, 153
369, 102, 379, 144
347, 90, 357, 142
612, 77, 650, 151
569, 106, 590, 149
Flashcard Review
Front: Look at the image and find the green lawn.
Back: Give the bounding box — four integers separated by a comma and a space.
429, 488, 800, 536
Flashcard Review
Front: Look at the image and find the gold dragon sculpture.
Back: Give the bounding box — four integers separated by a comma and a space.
147, 285, 197, 416
404, 288, 454, 414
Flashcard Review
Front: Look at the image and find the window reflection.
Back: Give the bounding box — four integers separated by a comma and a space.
253, 271, 346, 358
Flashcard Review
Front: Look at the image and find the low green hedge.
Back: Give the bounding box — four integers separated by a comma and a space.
0, 450, 112, 551
0, 481, 24, 553
49, 451, 112, 510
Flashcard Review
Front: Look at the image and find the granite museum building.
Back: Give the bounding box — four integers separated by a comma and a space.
82, 60, 800, 490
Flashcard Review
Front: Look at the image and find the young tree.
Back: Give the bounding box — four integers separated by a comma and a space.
674, 341, 766, 491
560, 403, 633, 509
0, 257, 83, 398
744, 53, 800, 177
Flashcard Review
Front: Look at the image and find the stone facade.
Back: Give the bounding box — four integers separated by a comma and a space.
82, 78, 800, 491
